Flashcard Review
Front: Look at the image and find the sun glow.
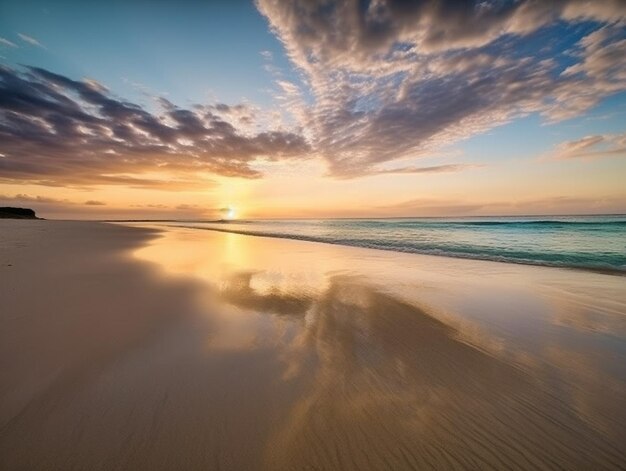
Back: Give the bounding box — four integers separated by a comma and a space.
222, 206, 236, 220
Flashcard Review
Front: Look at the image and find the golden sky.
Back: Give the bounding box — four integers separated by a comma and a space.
1, 0, 626, 219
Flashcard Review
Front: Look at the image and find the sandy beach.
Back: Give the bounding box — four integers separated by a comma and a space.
1, 220, 625, 470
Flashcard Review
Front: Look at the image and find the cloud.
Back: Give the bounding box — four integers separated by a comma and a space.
0, 193, 66, 204
0, 193, 218, 219
133, 203, 169, 209
2, 2, 626, 188
549, 133, 626, 160
0, 65, 311, 188
376, 194, 626, 217
17, 33, 45, 49
0, 37, 18, 48
175, 203, 198, 210
374, 163, 482, 176
256, 0, 626, 177
376, 197, 486, 216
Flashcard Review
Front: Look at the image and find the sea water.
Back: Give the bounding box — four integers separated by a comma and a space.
168, 215, 626, 273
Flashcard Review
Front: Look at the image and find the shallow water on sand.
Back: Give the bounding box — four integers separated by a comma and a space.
129, 226, 626, 470
167, 215, 626, 273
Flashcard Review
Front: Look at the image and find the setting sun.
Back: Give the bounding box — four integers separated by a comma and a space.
220, 206, 236, 220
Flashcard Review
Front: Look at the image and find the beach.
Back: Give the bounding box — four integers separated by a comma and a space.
1, 220, 625, 470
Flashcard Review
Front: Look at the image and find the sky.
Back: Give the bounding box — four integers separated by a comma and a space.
1, 0, 625, 219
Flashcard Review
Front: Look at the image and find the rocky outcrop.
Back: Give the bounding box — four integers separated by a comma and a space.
0, 207, 41, 219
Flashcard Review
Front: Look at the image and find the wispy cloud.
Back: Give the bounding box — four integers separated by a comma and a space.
0, 193, 212, 219
0, 193, 66, 204
377, 195, 626, 217
374, 164, 483, 176
256, 0, 626, 177
175, 203, 198, 210
549, 133, 626, 160
375, 197, 486, 216
0, 37, 18, 48
17, 33, 46, 49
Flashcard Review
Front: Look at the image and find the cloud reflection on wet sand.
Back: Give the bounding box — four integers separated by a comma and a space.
142, 225, 624, 469
213, 271, 624, 469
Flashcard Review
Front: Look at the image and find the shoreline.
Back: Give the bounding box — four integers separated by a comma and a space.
99, 213, 626, 222
155, 223, 626, 276
2, 220, 625, 470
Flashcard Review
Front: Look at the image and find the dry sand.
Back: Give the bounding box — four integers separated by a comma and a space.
1, 220, 625, 470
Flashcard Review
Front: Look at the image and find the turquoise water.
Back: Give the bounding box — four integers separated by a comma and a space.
169, 216, 626, 273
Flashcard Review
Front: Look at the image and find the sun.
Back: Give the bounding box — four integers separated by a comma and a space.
221, 206, 236, 220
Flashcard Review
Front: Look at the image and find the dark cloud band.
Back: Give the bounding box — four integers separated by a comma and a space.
0, 65, 310, 187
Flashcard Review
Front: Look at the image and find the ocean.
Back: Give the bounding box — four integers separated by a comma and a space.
164, 215, 626, 273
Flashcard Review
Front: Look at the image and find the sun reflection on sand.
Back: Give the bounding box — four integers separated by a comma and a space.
126, 224, 626, 469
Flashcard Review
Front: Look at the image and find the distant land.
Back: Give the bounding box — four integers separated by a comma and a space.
0, 207, 41, 219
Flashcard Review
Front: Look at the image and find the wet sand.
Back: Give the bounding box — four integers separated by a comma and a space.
1, 220, 625, 470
